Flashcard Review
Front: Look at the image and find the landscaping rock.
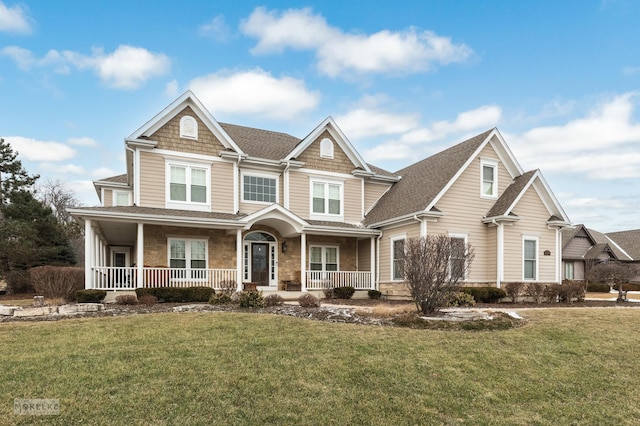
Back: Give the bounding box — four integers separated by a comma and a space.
58, 304, 103, 315
13, 307, 58, 317
33, 296, 45, 307
0, 305, 17, 316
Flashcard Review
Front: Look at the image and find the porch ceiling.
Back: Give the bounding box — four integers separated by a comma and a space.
98, 220, 137, 246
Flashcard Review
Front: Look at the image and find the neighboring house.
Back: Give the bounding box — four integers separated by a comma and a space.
69, 91, 571, 297
602, 229, 640, 282
560, 224, 619, 281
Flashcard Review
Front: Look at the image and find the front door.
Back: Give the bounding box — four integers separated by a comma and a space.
251, 243, 268, 285
111, 247, 130, 287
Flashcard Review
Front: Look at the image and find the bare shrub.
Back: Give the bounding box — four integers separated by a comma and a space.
403, 235, 475, 314
264, 294, 284, 307
115, 295, 138, 305
543, 285, 560, 303
30, 266, 84, 301
138, 294, 158, 306
525, 283, 545, 304
322, 288, 334, 299
558, 281, 585, 304
298, 293, 320, 307
218, 280, 237, 295
5, 269, 33, 294
504, 282, 526, 303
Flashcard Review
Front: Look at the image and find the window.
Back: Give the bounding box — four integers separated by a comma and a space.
391, 237, 405, 280
113, 191, 131, 206
243, 174, 277, 203
311, 180, 342, 217
180, 115, 198, 139
169, 238, 207, 280
481, 159, 498, 198
565, 262, 574, 280
523, 237, 538, 280
320, 138, 334, 159
166, 161, 210, 210
449, 234, 467, 280
309, 246, 338, 271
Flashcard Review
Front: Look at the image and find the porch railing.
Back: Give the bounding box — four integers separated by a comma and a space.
91, 267, 237, 290
305, 271, 372, 290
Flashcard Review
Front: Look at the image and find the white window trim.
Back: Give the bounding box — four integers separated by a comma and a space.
165, 159, 211, 212
564, 261, 574, 280
480, 158, 499, 199
179, 115, 198, 140
241, 171, 280, 205
390, 235, 406, 282
309, 178, 344, 221
309, 245, 340, 272
112, 190, 132, 207
523, 236, 539, 281
449, 233, 469, 281
320, 138, 334, 159
167, 237, 209, 279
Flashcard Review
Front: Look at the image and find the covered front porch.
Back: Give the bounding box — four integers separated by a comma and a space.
73, 205, 380, 293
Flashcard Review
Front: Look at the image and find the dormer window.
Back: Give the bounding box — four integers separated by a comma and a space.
480, 159, 498, 198
320, 138, 334, 159
180, 115, 198, 139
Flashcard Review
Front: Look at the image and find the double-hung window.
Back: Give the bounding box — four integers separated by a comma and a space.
481, 159, 498, 198
169, 238, 207, 280
564, 261, 574, 280
311, 180, 342, 219
113, 191, 131, 206
309, 246, 338, 271
391, 237, 405, 281
523, 237, 538, 280
166, 161, 210, 211
449, 234, 467, 280
242, 173, 277, 203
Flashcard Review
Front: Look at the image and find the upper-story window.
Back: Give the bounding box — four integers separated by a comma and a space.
310, 179, 342, 219
166, 160, 210, 211
242, 173, 278, 204
113, 191, 131, 207
180, 115, 198, 139
320, 138, 334, 159
481, 159, 498, 198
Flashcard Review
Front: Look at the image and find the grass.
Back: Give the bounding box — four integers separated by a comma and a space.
1, 308, 640, 425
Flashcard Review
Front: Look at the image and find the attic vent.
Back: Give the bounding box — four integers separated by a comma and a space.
320, 138, 334, 159
180, 115, 198, 139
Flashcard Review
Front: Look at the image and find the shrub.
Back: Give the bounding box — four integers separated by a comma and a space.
613, 282, 640, 291
368, 289, 382, 300
76, 289, 106, 303
447, 291, 476, 307
298, 293, 320, 307
5, 269, 33, 294
543, 284, 560, 303
238, 290, 265, 308
115, 294, 138, 305
587, 282, 611, 292
138, 294, 158, 306
30, 266, 84, 302
462, 287, 506, 303
264, 294, 284, 307
503, 282, 526, 303
209, 292, 233, 305
322, 288, 334, 299
135, 287, 214, 303
559, 281, 585, 304
218, 280, 237, 295
524, 283, 546, 304
333, 286, 356, 299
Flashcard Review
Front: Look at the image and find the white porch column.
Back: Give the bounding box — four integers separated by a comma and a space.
497, 223, 504, 288
137, 223, 144, 288
84, 219, 93, 289
370, 237, 375, 290
300, 233, 306, 291
236, 229, 243, 292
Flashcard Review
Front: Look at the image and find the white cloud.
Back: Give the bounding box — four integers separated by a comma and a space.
91, 167, 119, 179
3, 136, 76, 162
336, 109, 419, 140
38, 163, 85, 174
199, 15, 231, 42
240, 7, 472, 77
508, 93, 640, 178
67, 137, 98, 147
0, 1, 32, 34
189, 68, 320, 120
364, 142, 413, 162
165, 79, 179, 97
2, 44, 171, 89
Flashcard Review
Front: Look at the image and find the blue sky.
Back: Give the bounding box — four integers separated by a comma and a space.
1, 0, 639, 232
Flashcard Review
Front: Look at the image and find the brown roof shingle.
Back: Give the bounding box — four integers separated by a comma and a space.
97, 174, 128, 184
606, 229, 640, 260
219, 122, 301, 161
485, 170, 537, 218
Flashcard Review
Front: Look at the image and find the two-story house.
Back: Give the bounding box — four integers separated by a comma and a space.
69, 91, 571, 297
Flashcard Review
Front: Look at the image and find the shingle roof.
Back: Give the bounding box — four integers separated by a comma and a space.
606, 229, 640, 260
366, 163, 398, 178
584, 243, 613, 260
588, 228, 633, 261
485, 170, 537, 218
363, 129, 493, 226
219, 122, 301, 161
96, 174, 128, 184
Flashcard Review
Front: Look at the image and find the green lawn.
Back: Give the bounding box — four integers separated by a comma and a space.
1, 308, 639, 425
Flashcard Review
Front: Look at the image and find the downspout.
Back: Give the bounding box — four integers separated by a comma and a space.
283, 161, 291, 210
414, 214, 427, 237
376, 233, 383, 292
125, 145, 137, 205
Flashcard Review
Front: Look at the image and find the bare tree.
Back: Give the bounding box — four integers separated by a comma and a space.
402, 234, 475, 315
591, 262, 633, 301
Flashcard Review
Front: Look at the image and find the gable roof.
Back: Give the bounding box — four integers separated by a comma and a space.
219, 122, 301, 161
364, 129, 494, 226
561, 224, 596, 249
485, 170, 537, 219
606, 229, 640, 260
588, 228, 633, 261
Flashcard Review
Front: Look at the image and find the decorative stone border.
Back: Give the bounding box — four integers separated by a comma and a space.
0, 303, 103, 318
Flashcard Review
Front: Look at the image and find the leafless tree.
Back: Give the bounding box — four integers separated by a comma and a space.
591, 262, 633, 301
402, 235, 475, 315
